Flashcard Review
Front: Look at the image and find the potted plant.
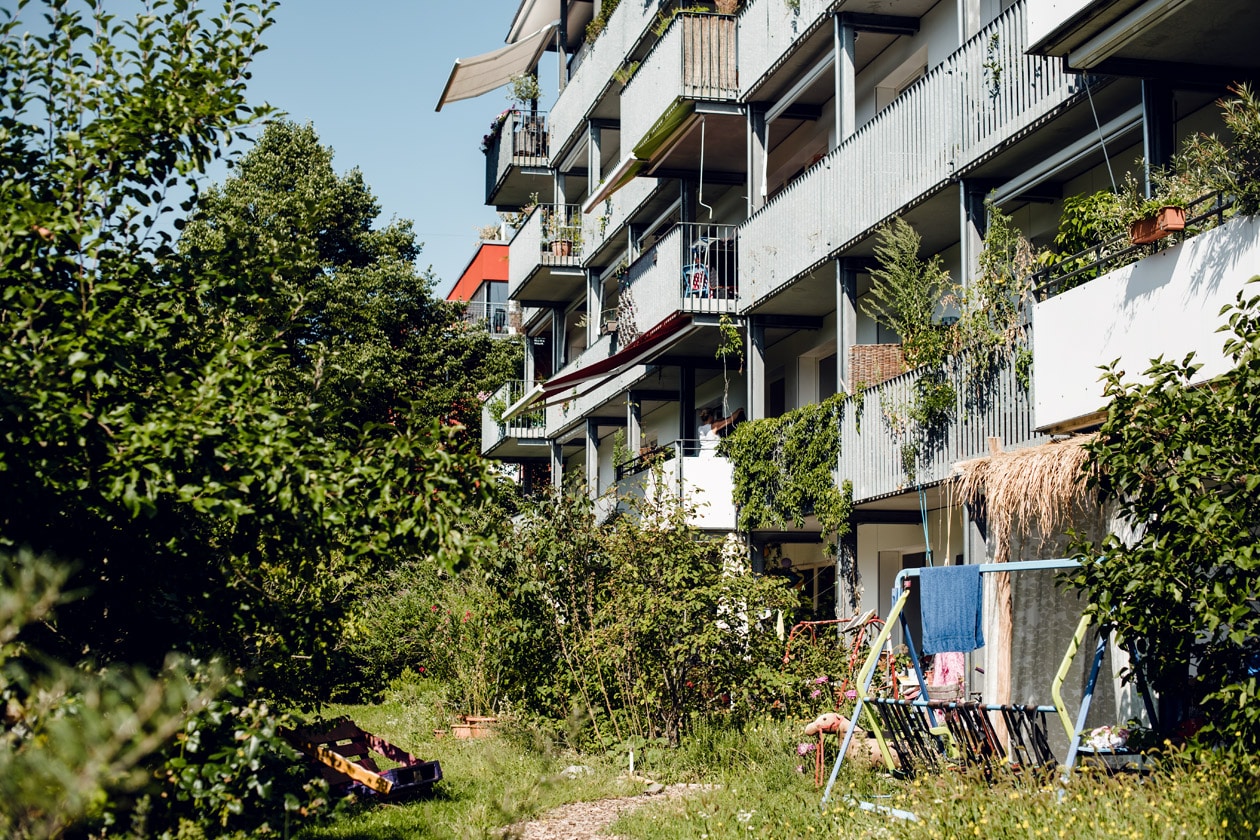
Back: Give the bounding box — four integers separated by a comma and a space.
545, 210, 581, 258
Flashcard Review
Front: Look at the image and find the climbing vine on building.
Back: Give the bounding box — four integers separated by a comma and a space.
719, 394, 852, 550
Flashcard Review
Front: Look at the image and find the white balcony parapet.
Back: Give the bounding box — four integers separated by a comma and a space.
840, 329, 1042, 502
614, 439, 737, 531
548, 0, 664, 165
1033, 214, 1260, 433
739, 2, 1077, 307
620, 13, 738, 158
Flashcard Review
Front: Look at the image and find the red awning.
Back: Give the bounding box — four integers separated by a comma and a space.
539, 313, 695, 401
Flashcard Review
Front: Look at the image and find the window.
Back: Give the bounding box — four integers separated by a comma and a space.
875, 45, 929, 111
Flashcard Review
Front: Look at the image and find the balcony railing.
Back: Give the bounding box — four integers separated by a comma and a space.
621, 13, 738, 156
462, 300, 511, 336
619, 222, 739, 340
737, 0, 834, 97
583, 175, 665, 260
508, 203, 585, 298
614, 438, 736, 530
739, 2, 1077, 306
549, 0, 664, 163
484, 109, 548, 203
1031, 191, 1234, 301
840, 328, 1043, 502
481, 379, 546, 456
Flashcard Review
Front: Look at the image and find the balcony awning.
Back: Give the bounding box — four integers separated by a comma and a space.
541, 313, 695, 399
582, 154, 645, 212
503, 314, 696, 421
435, 23, 556, 111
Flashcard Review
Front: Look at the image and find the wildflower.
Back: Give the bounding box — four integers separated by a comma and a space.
813, 676, 829, 684
810, 689, 822, 699
796, 742, 817, 756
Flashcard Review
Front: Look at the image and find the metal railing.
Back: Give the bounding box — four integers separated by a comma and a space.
739, 2, 1078, 306
549, 0, 665, 164
621, 13, 738, 156
484, 110, 548, 201
481, 379, 547, 455
839, 327, 1043, 502
1031, 191, 1235, 301
462, 300, 511, 336
508, 203, 584, 295
583, 175, 665, 259
737, 0, 834, 98
620, 222, 739, 339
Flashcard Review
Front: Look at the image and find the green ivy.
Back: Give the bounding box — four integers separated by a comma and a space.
719, 395, 853, 550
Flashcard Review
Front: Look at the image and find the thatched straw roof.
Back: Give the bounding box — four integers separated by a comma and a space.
952, 435, 1096, 562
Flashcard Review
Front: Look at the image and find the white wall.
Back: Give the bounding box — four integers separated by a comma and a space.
1026, 0, 1096, 51
853, 507, 966, 619
1033, 215, 1260, 431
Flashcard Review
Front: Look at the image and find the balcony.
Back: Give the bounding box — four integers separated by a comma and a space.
462, 300, 512, 337
582, 175, 667, 264
548, 0, 664, 164
482, 380, 548, 459
620, 13, 739, 167
738, 3, 1077, 307
1033, 212, 1260, 433
620, 223, 740, 340
484, 110, 551, 209
614, 439, 737, 531
840, 332, 1042, 503
507, 204, 586, 306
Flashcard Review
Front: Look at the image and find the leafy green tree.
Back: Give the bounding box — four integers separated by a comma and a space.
1072, 284, 1260, 751
179, 120, 522, 440
0, 0, 492, 700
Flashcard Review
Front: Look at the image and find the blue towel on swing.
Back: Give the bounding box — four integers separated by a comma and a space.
919, 564, 984, 654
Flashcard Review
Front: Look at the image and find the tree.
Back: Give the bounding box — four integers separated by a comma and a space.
0, 0, 492, 702
1072, 283, 1260, 751
179, 121, 522, 441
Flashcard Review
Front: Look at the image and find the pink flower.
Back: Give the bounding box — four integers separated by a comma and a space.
845, 689, 857, 699
796, 743, 817, 756
810, 689, 822, 699
813, 676, 829, 684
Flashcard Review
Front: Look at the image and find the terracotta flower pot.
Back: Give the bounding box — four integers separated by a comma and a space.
1129, 205, 1186, 245
550, 239, 572, 257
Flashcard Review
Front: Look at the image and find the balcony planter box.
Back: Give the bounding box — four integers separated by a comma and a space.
1128, 206, 1186, 245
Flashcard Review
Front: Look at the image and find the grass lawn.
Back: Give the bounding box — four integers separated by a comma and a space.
291, 691, 1260, 840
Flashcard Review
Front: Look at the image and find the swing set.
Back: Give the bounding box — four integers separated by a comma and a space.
820, 558, 1154, 817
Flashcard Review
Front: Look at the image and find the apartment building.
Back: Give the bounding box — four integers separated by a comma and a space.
451, 0, 1259, 708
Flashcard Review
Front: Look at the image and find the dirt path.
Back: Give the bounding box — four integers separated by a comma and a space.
504, 784, 700, 840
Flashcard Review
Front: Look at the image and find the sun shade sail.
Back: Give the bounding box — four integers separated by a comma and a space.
435, 23, 556, 112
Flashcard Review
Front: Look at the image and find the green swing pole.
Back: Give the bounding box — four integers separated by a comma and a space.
821, 585, 912, 805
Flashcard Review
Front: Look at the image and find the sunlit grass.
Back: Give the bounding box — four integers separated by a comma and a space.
291, 687, 1259, 840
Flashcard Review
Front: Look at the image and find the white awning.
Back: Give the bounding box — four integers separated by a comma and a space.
435, 23, 556, 112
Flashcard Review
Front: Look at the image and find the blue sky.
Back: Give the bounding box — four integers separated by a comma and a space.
225, 0, 552, 296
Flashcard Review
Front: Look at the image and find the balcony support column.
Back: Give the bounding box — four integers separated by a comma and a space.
585, 418, 600, 500
551, 307, 565, 373
837, 524, 859, 615
833, 16, 856, 143
679, 365, 696, 448
747, 318, 766, 421
626, 393, 643, 461
550, 441, 564, 491
1142, 79, 1175, 198
747, 103, 768, 213
836, 259, 859, 394
587, 120, 603, 197
587, 270, 601, 348
960, 180, 989, 288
